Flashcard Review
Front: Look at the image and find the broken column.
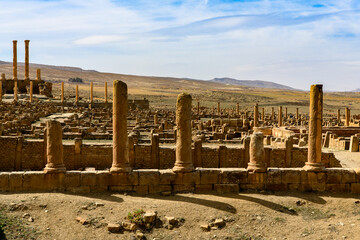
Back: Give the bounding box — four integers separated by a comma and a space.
44, 120, 66, 173
304, 84, 325, 171
247, 132, 266, 172
173, 93, 194, 172
14, 81, 18, 102
110, 80, 131, 173
261, 107, 265, 121
217, 102, 220, 115
296, 108, 299, 120
285, 107, 288, 119
36, 69, 41, 81
104, 82, 108, 103
236, 103, 240, 115
350, 136, 359, 152
90, 82, 93, 104
345, 107, 350, 127
254, 103, 258, 127
197, 101, 200, 115
271, 107, 274, 120
278, 106, 282, 127
24, 40, 30, 80
337, 109, 341, 123
29, 81, 33, 102
61, 82, 64, 103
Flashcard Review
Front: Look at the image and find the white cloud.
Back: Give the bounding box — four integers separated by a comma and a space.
74, 35, 127, 45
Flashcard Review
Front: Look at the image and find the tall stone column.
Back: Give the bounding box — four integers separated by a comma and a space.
236, 103, 240, 115
345, 107, 350, 127
173, 93, 194, 172
154, 113, 158, 125
271, 107, 274, 120
29, 81, 33, 102
75, 85, 79, 104
247, 132, 266, 172
61, 82, 64, 103
13, 40, 17, 81
44, 120, 66, 173
0, 77, 2, 102
110, 80, 131, 173
337, 109, 341, 123
104, 82, 108, 103
285, 107, 288, 119
278, 106, 282, 126
217, 102, 220, 115
36, 69, 41, 81
304, 84, 325, 171
24, 40, 30, 80
197, 101, 200, 115
90, 82, 93, 103
254, 103, 258, 127
261, 107, 265, 121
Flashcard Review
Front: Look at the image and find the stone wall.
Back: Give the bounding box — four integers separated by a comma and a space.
1, 167, 360, 194
0, 136, 341, 171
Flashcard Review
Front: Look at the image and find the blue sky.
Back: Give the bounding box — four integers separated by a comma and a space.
0, 0, 360, 91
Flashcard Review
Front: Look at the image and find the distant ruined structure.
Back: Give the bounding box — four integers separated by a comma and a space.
0, 40, 52, 98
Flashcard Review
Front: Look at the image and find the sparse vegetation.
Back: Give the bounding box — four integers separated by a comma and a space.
127, 209, 146, 226
68, 77, 83, 83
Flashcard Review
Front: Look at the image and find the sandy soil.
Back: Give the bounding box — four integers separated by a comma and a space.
2, 191, 360, 240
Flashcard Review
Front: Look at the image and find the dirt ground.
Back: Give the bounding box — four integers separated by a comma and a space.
1, 191, 360, 240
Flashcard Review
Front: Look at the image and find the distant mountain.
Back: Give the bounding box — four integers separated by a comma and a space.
209, 77, 296, 90
351, 89, 360, 92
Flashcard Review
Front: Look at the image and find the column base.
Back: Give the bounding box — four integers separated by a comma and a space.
303, 162, 325, 172
110, 165, 131, 173
172, 165, 194, 173
247, 162, 267, 173
44, 164, 66, 173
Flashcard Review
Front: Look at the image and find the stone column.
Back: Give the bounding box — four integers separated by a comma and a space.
236, 103, 240, 115
24, 40, 30, 80
173, 93, 194, 172
110, 80, 131, 173
304, 84, 325, 171
154, 113, 158, 125
44, 120, 66, 173
278, 106, 282, 126
36, 69, 41, 81
61, 82, 64, 103
150, 133, 159, 169
296, 108, 299, 120
75, 85, 79, 104
0, 78, 2, 102
285, 107, 288, 119
345, 107, 350, 127
104, 82, 108, 103
254, 103, 258, 127
29, 81, 33, 102
262, 107, 265, 121
271, 107, 274, 120
217, 102, 220, 115
13, 40, 17, 81
90, 82, 93, 104
247, 132, 266, 172
14, 81, 18, 102
1, 73, 5, 81
337, 109, 341, 123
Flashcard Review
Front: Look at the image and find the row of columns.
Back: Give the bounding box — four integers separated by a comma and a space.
60, 82, 108, 104
44, 82, 325, 174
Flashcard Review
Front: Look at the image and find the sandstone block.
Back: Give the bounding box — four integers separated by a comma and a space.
0, 172, 9, 190
214, 184, 239, 194
174, 171, 200, 185
351, 183, 360, 193
326, 168, 342, 184
109, 185, 133, 192
23, 171, 45, 190
173, 184, 194, 193
96, 170, 110, 187
159, 169, 176, 184
148, 185, 171, 194
247, 172, 266, 183
341, 169, 356, 183
220, 168, 247, 184
138, 170, 160, 186
266, 168, 281, 184
64, 171, 81, 188
134, 185, 148, 194
266, 183, 287, 191
326, 184, 350, 192
282, 169, 301, 183
107, 223, 121, 233
44, 172, 65, 190
9, 172, 24, 191
195, 184, 213, 193
109, 172, 138, 186
199, 169, 220, 184
80, 171, 97, 186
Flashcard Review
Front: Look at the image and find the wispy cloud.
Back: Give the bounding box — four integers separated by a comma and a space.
0, 0, 360, 90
